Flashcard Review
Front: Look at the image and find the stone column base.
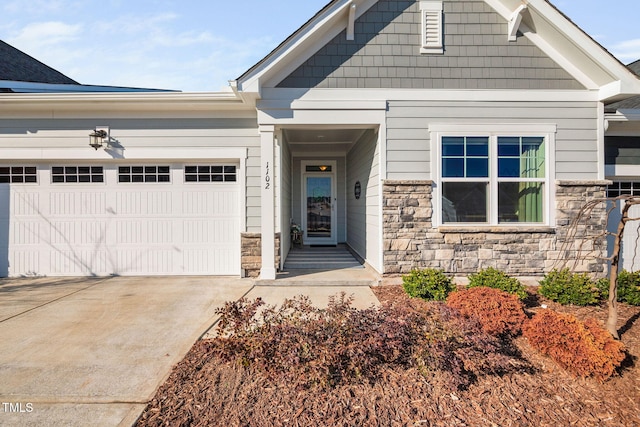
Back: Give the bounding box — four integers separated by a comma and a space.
241, 233, 281, 278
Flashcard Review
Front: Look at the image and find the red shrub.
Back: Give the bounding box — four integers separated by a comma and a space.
523, 309, 626, 381
446, 287, 527, 337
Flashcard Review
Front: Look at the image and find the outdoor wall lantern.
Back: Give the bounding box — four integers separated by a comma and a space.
89, 127, 109, 150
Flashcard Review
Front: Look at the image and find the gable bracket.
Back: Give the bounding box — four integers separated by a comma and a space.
347, 2, 357, 41
508, 4, 527, 42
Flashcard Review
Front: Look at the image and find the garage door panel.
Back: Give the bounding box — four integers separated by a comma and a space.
49, 249, 109, 276
115, 220, 174, 244
10, 221, 42, 245
50, 221, 107, 245
8, 250, 39, 276
11, 191, 39, 217
50, 191, 107, 216
115, 249, 176, 275
181, 248, 238, 275
116, 191, 173, 215
4, 164, 241, 277
183, 188, 238, 216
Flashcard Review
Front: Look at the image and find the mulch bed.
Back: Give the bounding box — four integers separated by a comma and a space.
136, 286, 640, 427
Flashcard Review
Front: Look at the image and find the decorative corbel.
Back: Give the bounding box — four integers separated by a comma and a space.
347, 2, 357, 41
508, 4, 528, 42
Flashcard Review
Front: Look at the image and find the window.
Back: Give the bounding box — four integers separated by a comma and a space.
0, 166, 37, 183
433, 124, 554, 226
185, 165, 236, 182
420, 1, 443, 54
52, 166, 104, 183
119, 166, 170, 183
607, 181, 640, 198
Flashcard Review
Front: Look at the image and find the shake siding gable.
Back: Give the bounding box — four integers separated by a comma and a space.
277, 0, 584, 90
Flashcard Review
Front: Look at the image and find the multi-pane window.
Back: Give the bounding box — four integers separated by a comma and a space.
185, 165, 236, 182
118, 166, 170, 183
607, 181, 640, 198
52, 166, 104, 183
0, 166, 37, 183
438, 132, 547, 225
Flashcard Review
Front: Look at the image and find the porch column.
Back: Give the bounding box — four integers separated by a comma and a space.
260, 125, 276, 279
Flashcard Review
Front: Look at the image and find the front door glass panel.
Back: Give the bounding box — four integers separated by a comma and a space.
306, 176, 332, 238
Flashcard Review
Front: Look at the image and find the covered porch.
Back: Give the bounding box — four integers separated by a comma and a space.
257, 120, 384, 280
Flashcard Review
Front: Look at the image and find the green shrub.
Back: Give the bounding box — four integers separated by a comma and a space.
597, 270, 640, 306
467, 267, 528, 300
402, 268, 456, 301
523, 309, 626, 381
538, 268, 600, 306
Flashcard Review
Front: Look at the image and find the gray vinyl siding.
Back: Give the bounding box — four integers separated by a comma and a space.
346, 130, 380, 271
0, 117, 262, 232
278, 0, 582, 90
386, 100, 599, 180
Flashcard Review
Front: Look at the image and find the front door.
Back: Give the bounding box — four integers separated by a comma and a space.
303, 162, 336, 245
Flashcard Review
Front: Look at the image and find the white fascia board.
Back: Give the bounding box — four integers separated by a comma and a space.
0, 147, 248, 161
257, 108, 385, 127
258, 99, 387, 110
520, 28, 599, 90
238, 0, 377, 95
599, 80, 640, 103
261, 87, 600, 102
0, 91, 248, 114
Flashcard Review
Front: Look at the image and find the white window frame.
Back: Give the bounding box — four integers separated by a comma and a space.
184, 164, 238, 183
0, 165, 38, 184
420, 1, 443, 54
51, 165, 105, 184
430, 124, 557, 227
118, 165, 171, 183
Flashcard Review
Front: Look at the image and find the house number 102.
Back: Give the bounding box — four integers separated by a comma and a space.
265, 162, 270, 189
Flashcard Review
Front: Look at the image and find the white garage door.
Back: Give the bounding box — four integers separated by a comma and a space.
0, 163, 241, 277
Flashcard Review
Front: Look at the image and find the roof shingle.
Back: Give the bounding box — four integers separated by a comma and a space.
0, 40, 78, 85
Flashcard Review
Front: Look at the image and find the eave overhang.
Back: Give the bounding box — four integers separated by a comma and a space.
0, 91, 249, 114
485, 0, 640, 102
233, 0, 377, 102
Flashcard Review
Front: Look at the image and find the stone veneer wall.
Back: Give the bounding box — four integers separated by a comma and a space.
382, 180, 609, 276
240, 233, 281, 278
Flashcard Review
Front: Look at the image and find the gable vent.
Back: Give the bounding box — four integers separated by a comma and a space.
420, 1, 443, 54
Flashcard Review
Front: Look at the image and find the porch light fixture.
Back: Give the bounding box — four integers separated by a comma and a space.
319, 165, 328, 171
89, 127, 108, 150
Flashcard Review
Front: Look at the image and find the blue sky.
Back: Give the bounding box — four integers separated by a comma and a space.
1, 0, 639, 92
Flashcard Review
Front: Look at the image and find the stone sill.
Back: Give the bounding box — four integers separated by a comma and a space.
438, 226, 555, 234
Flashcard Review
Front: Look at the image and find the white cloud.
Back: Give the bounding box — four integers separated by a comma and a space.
612, 39, 640, 63
95, 12, 179, 36
9, 21, 83, 47
2, 0, 74, 15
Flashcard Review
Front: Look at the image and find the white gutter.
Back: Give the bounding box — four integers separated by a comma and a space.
0, 91, 249, 113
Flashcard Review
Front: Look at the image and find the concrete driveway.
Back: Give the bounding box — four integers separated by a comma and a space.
0, 276, 253, 427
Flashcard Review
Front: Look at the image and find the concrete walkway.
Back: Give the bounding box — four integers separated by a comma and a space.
0, 276, 253, 427
0, 275, 380, 426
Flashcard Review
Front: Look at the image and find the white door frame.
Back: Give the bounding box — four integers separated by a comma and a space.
301, 160, 337, 245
